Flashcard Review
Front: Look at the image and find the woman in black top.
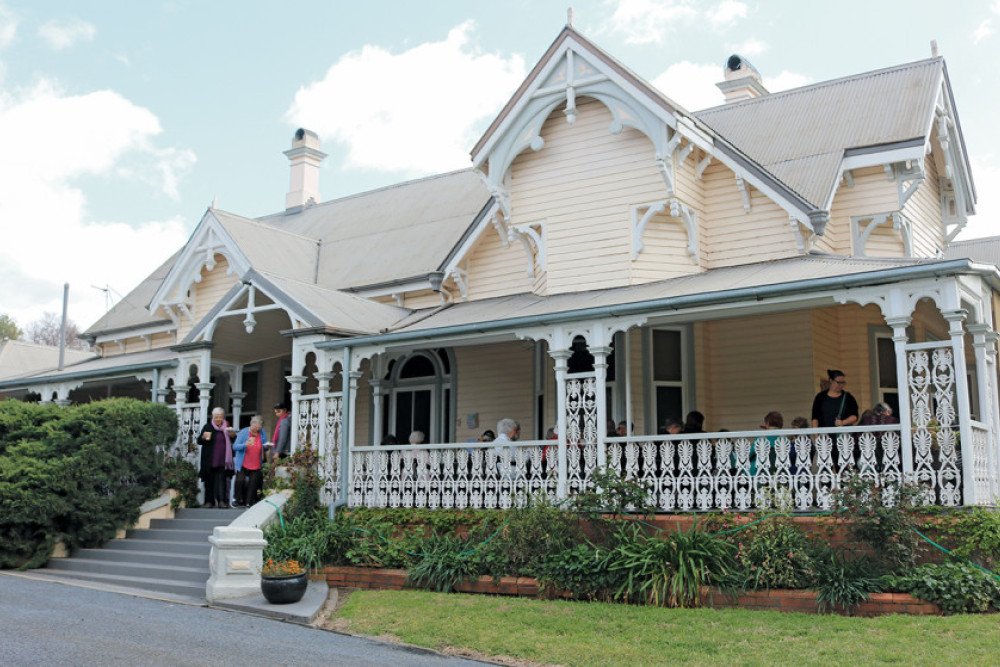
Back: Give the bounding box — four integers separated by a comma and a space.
811, 369, 859, 429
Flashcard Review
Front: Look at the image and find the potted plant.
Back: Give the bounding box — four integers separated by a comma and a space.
260, 558, 308, 604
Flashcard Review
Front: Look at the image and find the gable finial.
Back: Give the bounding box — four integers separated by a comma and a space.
930, 40, 938, 58
211, 196, 217, 209
567, 7, 574, 28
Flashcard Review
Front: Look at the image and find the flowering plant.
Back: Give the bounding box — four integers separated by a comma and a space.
260, 558, 304, 577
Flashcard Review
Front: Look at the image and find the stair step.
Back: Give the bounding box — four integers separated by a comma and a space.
174, 507, 243, 521
72, 548, 206, 568
30, 569, 206, 599
148, 517, 228, 531
101, 538, 209, 556
125, 527, 215, 541
47, 557, 209, 584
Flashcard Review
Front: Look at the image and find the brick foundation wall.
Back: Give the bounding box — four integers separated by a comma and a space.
313, 566, 940, 616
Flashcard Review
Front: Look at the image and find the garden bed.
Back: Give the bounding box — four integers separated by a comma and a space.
313, 565, 940, 616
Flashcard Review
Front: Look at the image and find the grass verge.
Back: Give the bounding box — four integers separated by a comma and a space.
337, 590, 1000, 666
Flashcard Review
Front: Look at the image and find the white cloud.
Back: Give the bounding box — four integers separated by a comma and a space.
285, 21, 525, 175
607, 0, 698, 45
732, 39, 767, 57
38, 18, 95, 51
0, 4, 18, 48
651, 61, 724, 111
0, 80, 193, 329
708, 0, 747, 27
974, 19, 994, 44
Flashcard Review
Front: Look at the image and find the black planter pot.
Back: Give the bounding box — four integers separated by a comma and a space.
260, 572, 308, 604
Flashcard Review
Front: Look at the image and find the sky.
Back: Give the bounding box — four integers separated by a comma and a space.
1, 0, 999, 332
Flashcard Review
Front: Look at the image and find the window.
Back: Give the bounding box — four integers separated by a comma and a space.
382, 349, 453, 444
874, 334, 900, 417
651, 328, 685, 431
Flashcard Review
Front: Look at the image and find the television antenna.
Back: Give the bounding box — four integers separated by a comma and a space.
91, 284, 123, 314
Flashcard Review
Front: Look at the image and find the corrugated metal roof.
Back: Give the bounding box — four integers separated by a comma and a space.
0, 340, 96, 381
256, 271, 409, 334
944, 235, 1000, 267
694, 59, 943, 207
258, 169, 490, 290
213, 210, 319, 285
0, 346, 174, 387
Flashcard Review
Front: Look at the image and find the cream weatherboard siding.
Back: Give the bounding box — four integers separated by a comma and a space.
174, 255, 238, 343
464, 223, 536, 301
902, 153, 944, 258
699, 310, 816, 431
452, 341, 534, 443
509, 98, 665, 295
699, 160, 800, 269
826, 166, 900, 257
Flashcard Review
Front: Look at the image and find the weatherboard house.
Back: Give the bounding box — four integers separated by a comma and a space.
4, 27, 997, 512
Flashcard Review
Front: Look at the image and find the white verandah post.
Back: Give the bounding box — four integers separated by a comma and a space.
592, 346, 610, 470
969, 324, 1000, 500
887, 316, 914, 479
945, 310, 977, 506
552, 349, 570, 500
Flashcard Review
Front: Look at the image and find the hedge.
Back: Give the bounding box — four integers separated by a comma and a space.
0, 398, 176, 568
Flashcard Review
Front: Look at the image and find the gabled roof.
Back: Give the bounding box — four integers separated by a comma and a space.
694, 58, 947, 208
258, 169, 490, 290
0, 339, 96, 381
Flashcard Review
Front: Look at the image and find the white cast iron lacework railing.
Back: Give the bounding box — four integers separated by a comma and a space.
320, 395, 343, 504
604, 426, 903, 511
969, 421, 990, 504
908, 347, 962, 506
298, 395, 320, 449
172, 403, 201, 463
350, 440, 557, 510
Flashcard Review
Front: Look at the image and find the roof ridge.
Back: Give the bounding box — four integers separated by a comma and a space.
695, 56, 942, 116
212, 208, 321, 243
254, 168, 477, 224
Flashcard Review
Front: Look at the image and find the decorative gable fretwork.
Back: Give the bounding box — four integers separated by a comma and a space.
933, 82, 975, 241
473, 35, 714, 226
509, 221, 546, 279
632, 199, 698, 261
851, 212, 913, 258
884, 160, 925, 209
149, 210, 251, 322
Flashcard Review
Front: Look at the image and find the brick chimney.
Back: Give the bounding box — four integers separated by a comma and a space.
284, 128, 327, 212
716, 55, 768, 104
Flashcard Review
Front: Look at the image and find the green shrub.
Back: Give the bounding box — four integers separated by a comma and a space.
535, 542, 624, 601
833, 473, 923, 572
930, 509, 1000, 572
160, 457, 199, 509
0, 399, 174, 568
731, 518, 817, 590
262, 509, 358, 570
569, 468, 654, 521
886, 561, 1000, 614
478, 495, 583, 578
812, 552, 884, 614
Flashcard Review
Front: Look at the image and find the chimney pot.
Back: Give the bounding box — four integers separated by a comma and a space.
716, 54, 769, 104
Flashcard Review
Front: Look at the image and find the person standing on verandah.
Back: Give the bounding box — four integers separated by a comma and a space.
811, 369, 859, 430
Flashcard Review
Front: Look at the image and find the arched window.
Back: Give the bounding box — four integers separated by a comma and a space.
382, 349, 454, 444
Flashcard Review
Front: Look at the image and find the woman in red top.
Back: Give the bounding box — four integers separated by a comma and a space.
233, 415, 271, 507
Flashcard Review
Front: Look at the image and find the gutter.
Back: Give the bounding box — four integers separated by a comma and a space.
316, 258, 991, 352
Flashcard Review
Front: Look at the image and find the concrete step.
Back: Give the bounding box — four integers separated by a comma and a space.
29, 569, 206, 599
148, 517, 226, 531
71, 548, 206, 569
175, 507, 242, 522
101, 538, 209, 556
125, 527, 215, 541
47, 557, 208, 584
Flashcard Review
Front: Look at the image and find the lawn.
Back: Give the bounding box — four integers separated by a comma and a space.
336, 590, 1000, 666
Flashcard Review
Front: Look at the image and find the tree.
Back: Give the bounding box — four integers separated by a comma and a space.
24, 312, 89, 350
0, 313, 22, 341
